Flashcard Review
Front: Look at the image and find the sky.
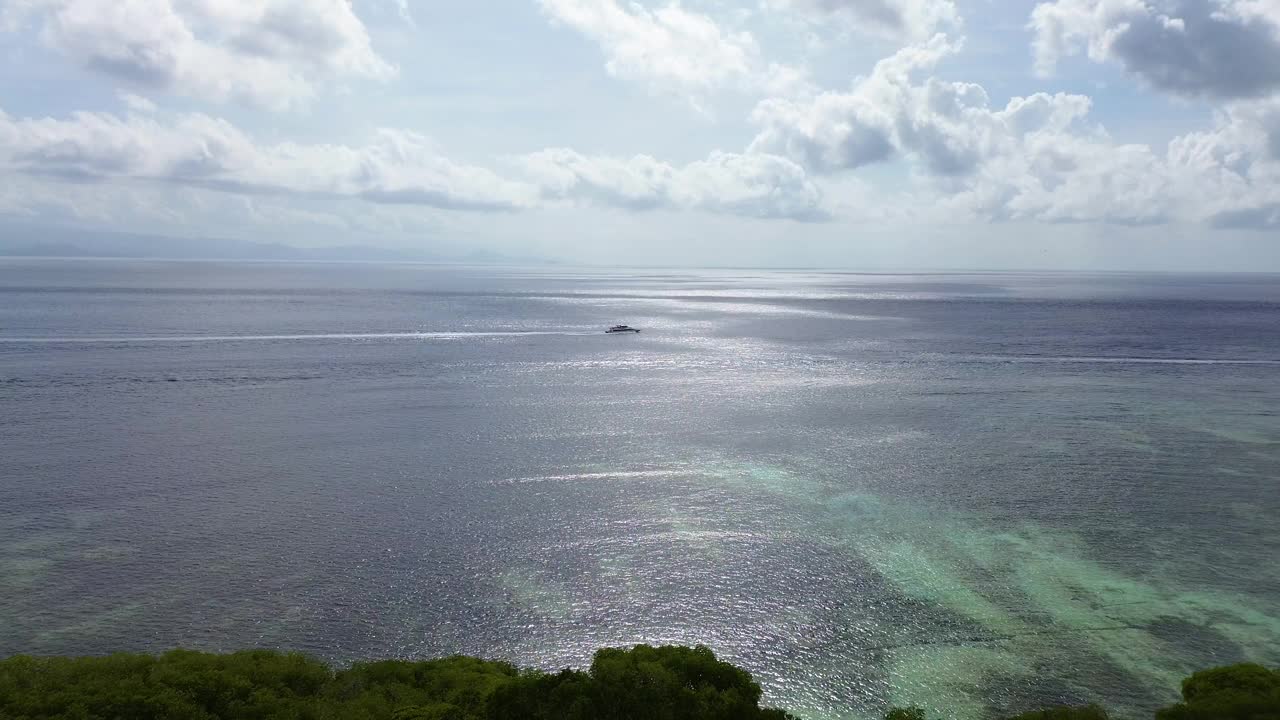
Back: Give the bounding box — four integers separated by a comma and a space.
1, 0, 1279, 270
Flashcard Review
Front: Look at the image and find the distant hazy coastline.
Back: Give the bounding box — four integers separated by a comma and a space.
0, 225, 555, 264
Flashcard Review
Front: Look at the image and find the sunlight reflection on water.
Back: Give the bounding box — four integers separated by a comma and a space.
2, 262, 1277, 720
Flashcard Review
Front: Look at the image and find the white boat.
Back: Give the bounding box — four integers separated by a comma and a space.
605, 324, 640, 334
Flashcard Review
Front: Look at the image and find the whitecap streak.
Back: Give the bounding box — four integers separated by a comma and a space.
492, 469, 691, 485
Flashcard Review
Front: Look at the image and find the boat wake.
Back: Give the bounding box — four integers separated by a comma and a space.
958, 354, 1280, 366
0, 331, 595, 344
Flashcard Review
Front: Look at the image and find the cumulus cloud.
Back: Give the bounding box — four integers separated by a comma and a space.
523, 148, 828, 220
746, 33, 1280, 226
3, 0, 394, 109
0, 107, 534, 210
764, 0, 960, 41
1030, 0, 1280, 99
749, 35, 1002, 175
947, 117, 1175, 225
119, 93, 157, 113
1169, 96, 1280, 227
537, 0, 806, 101
954, 93, 1280, 227
0, 105, 827, 220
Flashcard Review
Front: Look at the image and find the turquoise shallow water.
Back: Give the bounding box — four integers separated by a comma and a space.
1, 260, 1277, 718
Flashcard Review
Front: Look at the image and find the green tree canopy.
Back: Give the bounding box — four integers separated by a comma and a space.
0, 645, 794, 720
1155, 663, 1280, 720
1, 648, 1275, 720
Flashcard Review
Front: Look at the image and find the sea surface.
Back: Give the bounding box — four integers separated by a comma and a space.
1, 259, 1278, 719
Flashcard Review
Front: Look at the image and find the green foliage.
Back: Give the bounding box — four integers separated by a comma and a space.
391, 703, 465, 720
1155, 663, 1280, 720
325, 655, 519, 719
487, 644, 794, 720
1, 648, 1275, 720
885, 707, 928, 720
0, 649, 332, 720
0, 645, 794, 720
881, 664, 1280, 720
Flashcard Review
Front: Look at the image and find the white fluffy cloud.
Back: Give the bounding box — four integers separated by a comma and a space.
750, 36, 955, 173
764, 0, 960, 41
3, 0, 394, 109
523, 147, 827, 220
537, 0, 805, 101
1030, 0, 1280, 99
1170, 96, 1280, 227
4, 0, 1277, 236
750, 35, 1040, 178
943, 107, 1175, 225
0, 105, 827, 221
9, 77, 1276, 229
747, 33, 1280, 226
0, 107, 534, 210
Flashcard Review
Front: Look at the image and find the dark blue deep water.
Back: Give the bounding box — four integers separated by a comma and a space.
1, 260, 1277, 718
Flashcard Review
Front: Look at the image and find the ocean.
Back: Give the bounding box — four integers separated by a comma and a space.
1, 259, 1277, 719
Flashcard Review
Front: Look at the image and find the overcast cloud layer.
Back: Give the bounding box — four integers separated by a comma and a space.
1, 0, 1278, 268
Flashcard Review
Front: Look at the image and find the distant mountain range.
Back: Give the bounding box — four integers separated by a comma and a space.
0, 225, 554, 264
